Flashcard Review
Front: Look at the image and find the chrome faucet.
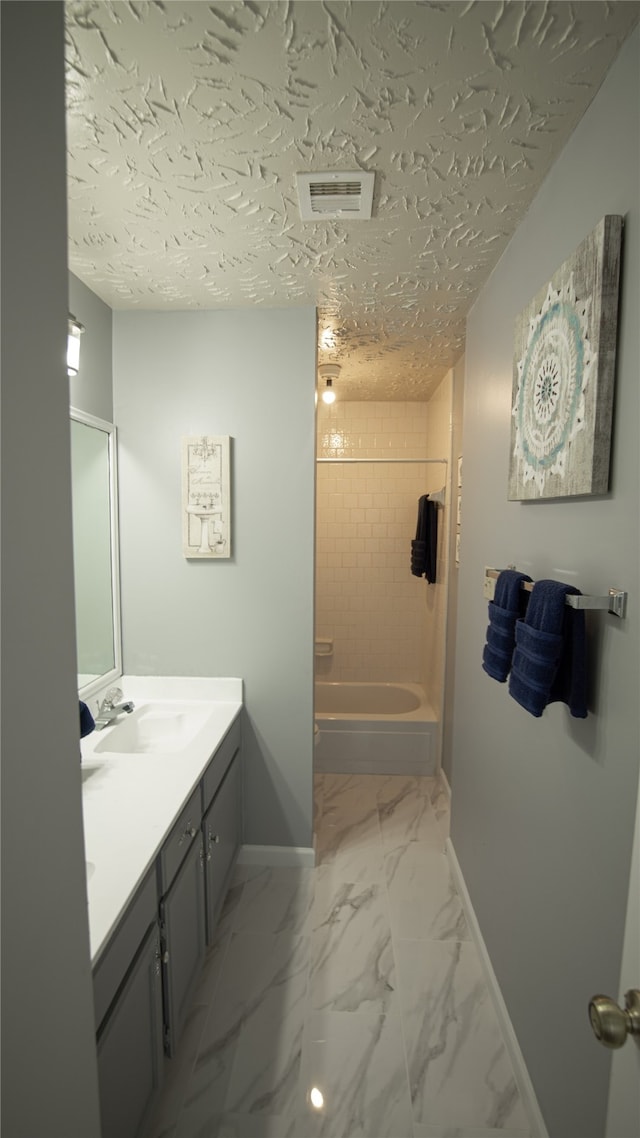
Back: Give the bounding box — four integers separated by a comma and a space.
94, 687, 135, 730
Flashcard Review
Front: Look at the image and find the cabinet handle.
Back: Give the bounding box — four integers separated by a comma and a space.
178, 822, 197, 846
162, 950, 170, 965
209, 832, 220, 845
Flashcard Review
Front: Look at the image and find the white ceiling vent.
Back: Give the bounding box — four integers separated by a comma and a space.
296, 171, 374, 221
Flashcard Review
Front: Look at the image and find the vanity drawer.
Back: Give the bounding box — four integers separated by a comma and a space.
202, 717, 241, 812
93, 867, 157, 1031
158, 786, 201, 894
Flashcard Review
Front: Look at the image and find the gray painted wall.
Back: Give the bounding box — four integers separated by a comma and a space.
69, 271, 114, 421
0, 5, 101, 1135
451, 29, 639, 1138
113, 308, 316, 848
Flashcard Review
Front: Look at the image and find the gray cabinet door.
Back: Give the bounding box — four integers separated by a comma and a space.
96, 922, 164, 1138
203, 754, 242, 944
160, 832, 206, 1056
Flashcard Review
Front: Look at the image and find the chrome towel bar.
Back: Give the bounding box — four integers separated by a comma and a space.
484, 568, 627, 619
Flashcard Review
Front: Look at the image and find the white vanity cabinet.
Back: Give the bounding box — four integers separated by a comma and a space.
93, 870, 164, 1138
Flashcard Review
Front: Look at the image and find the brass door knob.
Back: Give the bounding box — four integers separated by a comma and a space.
588, 990, 640, 1049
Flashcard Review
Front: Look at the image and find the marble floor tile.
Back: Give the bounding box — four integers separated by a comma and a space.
175, 933, 310, 1136
309, 871, 397, 1015
429, 777, 451, 841
298, 1010, 414, 1137
375, 775, 443, 848
231, 867, 315, 937
149, 773, 532, 1138
191, 932, 233, 1012
192, 877, 245, 1006
146, 1002, 210, 1138
315, 812, 384, 883
384, 841, 469, 941
321, 773, 379, 818
315, 775, 385, 883
413, 1128, 530, 1138
216, 1114, 304, 1137
395, 939, 529, 1133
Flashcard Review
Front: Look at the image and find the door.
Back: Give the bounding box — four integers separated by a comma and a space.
160, 833, 206, 1057
96, 923, 164, 1138
605, 771, 640, 1138
203, 754, 242, 944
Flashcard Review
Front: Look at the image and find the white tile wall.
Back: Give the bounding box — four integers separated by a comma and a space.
316, 400, 450, 687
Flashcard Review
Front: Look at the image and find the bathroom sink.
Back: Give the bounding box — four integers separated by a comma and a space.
94, 702, 212, 755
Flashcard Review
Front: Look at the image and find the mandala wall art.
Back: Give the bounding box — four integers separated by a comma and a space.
509, 215, 623, 501
182, 435, 231, 558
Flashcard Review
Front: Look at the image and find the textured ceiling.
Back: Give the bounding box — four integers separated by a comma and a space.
65, 0, 638, 399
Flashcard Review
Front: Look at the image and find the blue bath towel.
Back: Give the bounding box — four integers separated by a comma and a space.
411, 495, 437, 584
509, 580, 587, 718
79, 700, 95, 738
482, 570, 533, 682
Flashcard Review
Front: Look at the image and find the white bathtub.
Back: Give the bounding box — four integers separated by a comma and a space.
314, 681, 437, 776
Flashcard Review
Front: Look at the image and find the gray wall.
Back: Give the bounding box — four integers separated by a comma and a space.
451, 29, 639, 1138
0, 4, 101, 1136
113, 308, 316, 848
69, 271, 114, 421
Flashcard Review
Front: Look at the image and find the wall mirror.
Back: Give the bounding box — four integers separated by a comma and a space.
70, 407, 122, 697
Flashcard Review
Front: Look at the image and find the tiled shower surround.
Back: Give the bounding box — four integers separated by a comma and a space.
316, 398, 450, 688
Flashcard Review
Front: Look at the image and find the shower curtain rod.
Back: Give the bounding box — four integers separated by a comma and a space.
316, 457, 448, 464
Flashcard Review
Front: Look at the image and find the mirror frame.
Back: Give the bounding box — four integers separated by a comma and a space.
70, 406, 122, 699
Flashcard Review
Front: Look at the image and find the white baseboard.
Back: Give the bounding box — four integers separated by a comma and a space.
237, 844, 316, 868
446, 838, 549, 1138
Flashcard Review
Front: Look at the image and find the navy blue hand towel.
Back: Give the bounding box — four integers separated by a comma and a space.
411, 495, 437, 583
509, 580, 587, 718
79, 700, 95, 738
482, 570, 532, 682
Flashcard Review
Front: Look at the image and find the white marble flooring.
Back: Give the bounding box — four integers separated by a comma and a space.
146, 774, 531, 1138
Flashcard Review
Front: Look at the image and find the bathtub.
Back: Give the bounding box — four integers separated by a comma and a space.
314, 681, 438, 776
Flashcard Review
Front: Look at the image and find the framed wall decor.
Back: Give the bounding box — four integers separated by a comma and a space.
182, 435, 231, 558
509, 215, 623, 501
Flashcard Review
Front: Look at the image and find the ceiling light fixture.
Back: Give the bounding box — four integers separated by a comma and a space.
322, 379, 336, 405
318, 363, 340, 405
67, 315, 84, 377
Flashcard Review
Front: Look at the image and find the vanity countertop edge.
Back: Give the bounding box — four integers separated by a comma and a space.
80, 675, 243, 967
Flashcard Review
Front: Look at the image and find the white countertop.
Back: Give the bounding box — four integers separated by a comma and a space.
81, 676, 243, 966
